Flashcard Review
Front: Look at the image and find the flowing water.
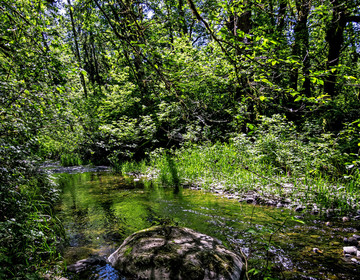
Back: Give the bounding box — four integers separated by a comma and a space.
54, 170, 360, 279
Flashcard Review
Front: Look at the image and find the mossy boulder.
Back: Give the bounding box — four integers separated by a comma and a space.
108, 226, 244, 280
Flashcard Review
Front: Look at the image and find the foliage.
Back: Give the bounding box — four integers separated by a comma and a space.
0, 159, 64, 279
131, 114, 360, 213
0, 0, 359, 276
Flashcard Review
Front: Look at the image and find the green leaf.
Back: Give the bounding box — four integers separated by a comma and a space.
291, 216, 305, 224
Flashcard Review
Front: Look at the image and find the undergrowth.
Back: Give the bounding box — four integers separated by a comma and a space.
0, 149, 65, 279
116, 115, 360, 214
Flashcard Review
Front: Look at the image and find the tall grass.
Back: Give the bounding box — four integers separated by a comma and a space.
0, 171, 65, 279
142, 142, 359, 214
112, 158, 149, 175
60, 153, 83, 166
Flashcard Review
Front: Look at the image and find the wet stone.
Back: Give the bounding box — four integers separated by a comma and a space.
67, 256, 107, 274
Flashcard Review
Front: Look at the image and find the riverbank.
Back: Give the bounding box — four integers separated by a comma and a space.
115, 142, 360, 217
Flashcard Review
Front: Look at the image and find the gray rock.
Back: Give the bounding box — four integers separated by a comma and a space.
353, 234, 360, 241
43, 274, 69, 280
246, 196, 254, 203
284, 198, 292, 204
343, 246, 357, 256
344, 237, 358, 246
108, 226, 244, 280
295, 206, 305, 212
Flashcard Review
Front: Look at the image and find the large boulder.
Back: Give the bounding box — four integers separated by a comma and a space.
108, 226, 244, 280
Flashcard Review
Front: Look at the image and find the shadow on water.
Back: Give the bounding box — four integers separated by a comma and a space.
165, 152, 180, 194
55, 171, 360, 280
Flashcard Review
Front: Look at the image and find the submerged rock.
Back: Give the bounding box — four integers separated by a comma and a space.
108, 226, 244, 280
67, 256, 107, 274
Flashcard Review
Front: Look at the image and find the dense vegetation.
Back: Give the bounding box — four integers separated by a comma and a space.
1, 0, 359, 278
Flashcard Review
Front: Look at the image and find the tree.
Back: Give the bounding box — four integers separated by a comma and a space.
324, 0, 360, 97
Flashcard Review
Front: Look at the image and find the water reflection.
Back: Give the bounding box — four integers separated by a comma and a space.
56, 172, 360, 280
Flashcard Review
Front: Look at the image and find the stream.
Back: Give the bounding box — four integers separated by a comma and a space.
53, 168, 360, 279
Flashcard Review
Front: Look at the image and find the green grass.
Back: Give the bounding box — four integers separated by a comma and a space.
118, 142, 359, 214
111, 115, 359, 214
60, 153, 83, 167
0, 172, 65, 279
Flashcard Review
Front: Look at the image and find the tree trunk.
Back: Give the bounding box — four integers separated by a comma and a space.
323, 0, 347, 97
290, 0, 311, 96
67, 0, 88, 98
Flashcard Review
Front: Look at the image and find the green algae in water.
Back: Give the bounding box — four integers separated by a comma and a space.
56, 172, 360, 279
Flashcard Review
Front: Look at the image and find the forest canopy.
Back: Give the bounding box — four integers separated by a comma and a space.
1, 0, 359, 162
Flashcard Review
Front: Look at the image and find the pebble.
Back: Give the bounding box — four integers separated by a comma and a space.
311, 209, 319, 215
43, 274, 69, 280
342, 216, 350, 222
246, 197, 255, 203
343, 246, 357, 255
344, 237, 358, 246
266, 200, 275, 206
284, 198, 291, 204
351, 258, 359, 264
325, 222, 331, 226
353, 234, 360, 240
295, 206, 305, 212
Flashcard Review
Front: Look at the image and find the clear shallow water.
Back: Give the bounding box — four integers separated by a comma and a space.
55, 171, 360, 279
